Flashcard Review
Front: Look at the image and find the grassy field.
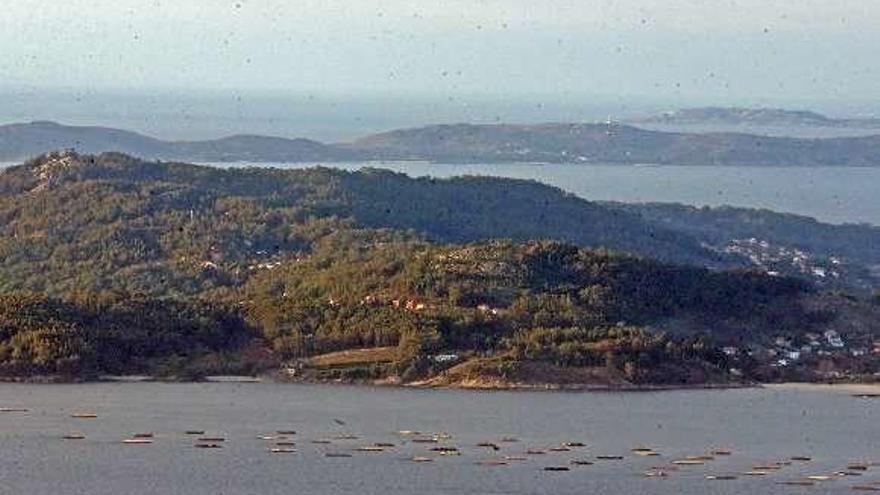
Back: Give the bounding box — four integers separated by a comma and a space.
306, 347, 397, 368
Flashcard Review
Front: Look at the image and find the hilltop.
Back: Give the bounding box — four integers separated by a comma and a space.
1, 119, 879, 166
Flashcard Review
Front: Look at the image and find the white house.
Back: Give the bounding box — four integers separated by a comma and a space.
824, 330, 845, 348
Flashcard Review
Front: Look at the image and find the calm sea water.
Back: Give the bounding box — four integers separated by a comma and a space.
220, 162, 880, 226
0, 383, 877, 495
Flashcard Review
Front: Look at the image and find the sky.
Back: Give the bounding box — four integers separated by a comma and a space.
0, 0, 878, 138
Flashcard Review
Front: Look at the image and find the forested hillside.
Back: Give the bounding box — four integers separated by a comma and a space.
1, 151, 878, 384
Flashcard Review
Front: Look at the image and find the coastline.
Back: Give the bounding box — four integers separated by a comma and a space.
764, 382, 880, 394
1, 373, 755, 392
4, 373, 877, 394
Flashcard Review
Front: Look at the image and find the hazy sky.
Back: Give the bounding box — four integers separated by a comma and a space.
1, 0, 878, 105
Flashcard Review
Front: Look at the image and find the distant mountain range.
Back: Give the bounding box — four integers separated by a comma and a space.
632, 107, 880, 128
0, 121, 352, 163
2, 118, 879, 166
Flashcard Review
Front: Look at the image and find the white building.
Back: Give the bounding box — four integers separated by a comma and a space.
824, 330, 845, 348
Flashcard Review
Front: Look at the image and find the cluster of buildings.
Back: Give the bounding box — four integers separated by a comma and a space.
723, 330, 878, 370
723, 238, 842, 281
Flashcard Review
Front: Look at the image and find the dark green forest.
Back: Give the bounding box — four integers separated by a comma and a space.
1, 152, 878, 384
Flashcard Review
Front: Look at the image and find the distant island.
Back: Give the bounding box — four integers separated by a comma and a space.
1, 151, 878, 387
632, 107, 880, 128
1, 118, 879, 166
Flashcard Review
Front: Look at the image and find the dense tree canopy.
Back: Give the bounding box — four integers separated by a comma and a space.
0, 152, 877, 383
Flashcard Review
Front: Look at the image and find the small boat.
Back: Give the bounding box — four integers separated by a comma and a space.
198, 437, 226, 442
356, 446, 385, 452
477, 442, 500, 450
334, 434, 358, 440
311, 439, 332, 444
563, 442, 586, 447
631, 446, 655, 453
633, 450, 660, 457
752, 464, 783, 470
777, 480, 815, 486
275, 441, 296, 447
477, 459, 508, 466
806, 475, 833, 481
570, 459, 594, 466
70, 413, 98, 419
791, 456, 812, 461
643, 470, 669, 478
651, 465, 678, 471
258, 436, 277, 441
373, 442, 395, 447
194, 443, 223, 449
500, 437, 519, 443
525, 449, 546, 455
504, 455, 527, 461
133, 433, 154, 438
596, 455, 624, 460
434, 432, 452, 440
397, 430, 421, 436
411, 437, 438, 444
430, 446, 459, 453
0, 408, 29, 413
440, 450, 461, 456
269, 448, 296, 453
549, 446, 571, 452
410, 456, 433, 463
324, 452, 352, 458
63, 433, 86, 440
848, 464, 870, 471
706, 475, 738, 480
742, 471, 769, 476
686, 455, 714, 461
122, 438, 153, 444
839, 471, 865, 477
712, 449, 733, 456
673, 459, 705, 466
543, 466, 570, 472
852, 486, 880, 492
276, 430, 296, 435
185, 430, 205, 435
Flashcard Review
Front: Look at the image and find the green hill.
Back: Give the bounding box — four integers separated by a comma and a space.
1, 151, 878, 384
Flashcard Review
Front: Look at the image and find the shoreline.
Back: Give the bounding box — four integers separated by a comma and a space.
1, 374, 755, 392
3, 375, 877, 393
764, 382, 880, 394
